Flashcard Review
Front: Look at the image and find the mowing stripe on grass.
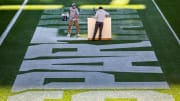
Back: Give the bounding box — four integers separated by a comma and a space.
0, 0, 28, 46
152, 0, 180, 45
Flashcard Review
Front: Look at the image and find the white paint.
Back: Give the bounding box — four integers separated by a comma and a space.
0, 0, 28, 46
8, 91, 174, 101
72, 91, 174, 101
20, 57, 162, 73
20, 41, 162, 73
11, 40, 168, 92
31, 27, 87, 43
25, 41, 152, 58
12, 72, 114, 92
8, 91, 63, 101
152, 0, 180, 45
12, 72, 169, 92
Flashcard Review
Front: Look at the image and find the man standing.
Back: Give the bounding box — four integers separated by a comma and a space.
67, 3, 80, 37
93, 7, 109, 40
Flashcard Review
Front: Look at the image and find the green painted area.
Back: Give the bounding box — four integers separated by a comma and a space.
56, 62, 104, 66
44, 78, 85, 84
101, 47, 153, 51
107, 72, 165, 82
53, 48, 78, 53
132, 61, 160, 66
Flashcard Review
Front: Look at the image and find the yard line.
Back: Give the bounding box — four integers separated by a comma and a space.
152, 0, 180, 45
0, 5, 64, 10
0, 0, 28, 46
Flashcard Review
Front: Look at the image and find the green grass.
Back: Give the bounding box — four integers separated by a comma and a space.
0, 11, 17, 36
0, 0, 180, 101
136, 0, 180, 83
156, 0, 180, 39
137, 0, 180, 100
0, 10, 42, 100
0, 0, 25, 36
0, 0, 24, 4
29, 0, 111, 5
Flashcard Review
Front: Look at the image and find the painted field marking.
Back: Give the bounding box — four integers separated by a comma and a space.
0, 0, 28, 46
152, 0, 180, 45
0, 5, 64, 10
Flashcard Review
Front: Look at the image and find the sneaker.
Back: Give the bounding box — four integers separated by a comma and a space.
77, 34, 81, 37
67, 33, 71, 37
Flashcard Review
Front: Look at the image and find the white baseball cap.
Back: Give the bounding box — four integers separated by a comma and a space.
72, 3, 76, 6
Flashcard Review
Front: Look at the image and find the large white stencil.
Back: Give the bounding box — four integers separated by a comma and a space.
20, 57, 162, 73
8, 91, 174, 101
31, 27, 87, 43
21, 41, 162, 73
72, 91, 174, 101
8, 91, 63, 101
25, 41, 152, 58
12, 72, 168, 92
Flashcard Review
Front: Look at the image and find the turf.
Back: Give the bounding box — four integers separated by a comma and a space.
0, 0, 180, 101
0, 10, 43, 99
156, 0, 180, 39
0, 0, 24, 36
0, 11, 17, 36
136, 0, 180, 83
0, 0, 24, 4
136, 0, 180, 100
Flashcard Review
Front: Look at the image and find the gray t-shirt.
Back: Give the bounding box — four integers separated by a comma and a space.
94, 9, 109, 22
69, 7, 79, 20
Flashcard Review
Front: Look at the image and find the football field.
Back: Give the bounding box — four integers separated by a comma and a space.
0, 0, 180, 101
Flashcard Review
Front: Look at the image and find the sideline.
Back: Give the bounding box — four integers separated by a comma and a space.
152, 0, 180, 45
0, 0, 28, 46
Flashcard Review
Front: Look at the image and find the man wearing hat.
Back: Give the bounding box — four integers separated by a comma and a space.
67, 3, 80, 37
